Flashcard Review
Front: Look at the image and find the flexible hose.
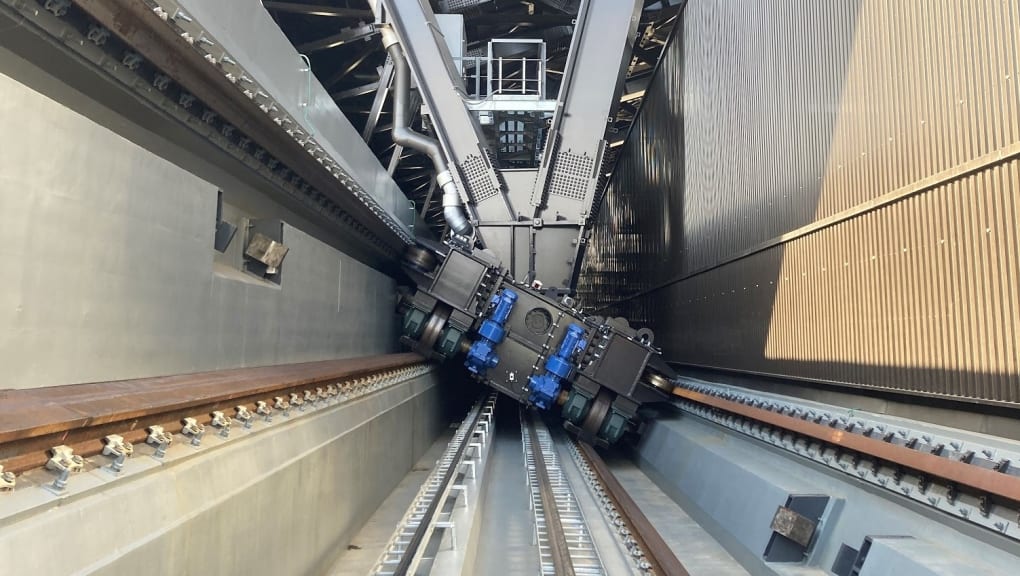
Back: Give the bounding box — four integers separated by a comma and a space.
382, 27, 472, 237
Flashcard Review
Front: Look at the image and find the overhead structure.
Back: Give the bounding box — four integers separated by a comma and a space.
257, 0, 678, 240
381, 0, 645, 291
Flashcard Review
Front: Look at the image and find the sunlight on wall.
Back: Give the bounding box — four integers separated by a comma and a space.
764, 1, 1020, 387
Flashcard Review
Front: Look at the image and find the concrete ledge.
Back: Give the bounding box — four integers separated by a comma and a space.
635, 414, 1017, 576
0, 372, 445, 576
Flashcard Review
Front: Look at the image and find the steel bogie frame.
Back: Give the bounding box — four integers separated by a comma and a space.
398, 240, 675, 447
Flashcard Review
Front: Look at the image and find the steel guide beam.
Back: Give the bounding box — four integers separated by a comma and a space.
530, 0, 643, 217
0, 354, 427, 475
150, 0, 413, 240
62, 0, 413, 246
381, 0, 505, 222
0, 0, 410, 261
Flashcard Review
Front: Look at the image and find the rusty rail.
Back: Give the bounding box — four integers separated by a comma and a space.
672, 387, 1020, 504
576, 442, 689, 576
0, 353, 424, 474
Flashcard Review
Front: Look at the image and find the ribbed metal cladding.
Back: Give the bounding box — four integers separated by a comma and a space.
579, 0, 1020, 407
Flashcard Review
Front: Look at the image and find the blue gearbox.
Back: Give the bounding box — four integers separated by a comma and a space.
464, 288, 518, 374
528, 323, 587, 409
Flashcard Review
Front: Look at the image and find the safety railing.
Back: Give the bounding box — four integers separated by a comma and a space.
455, 55, 546, 99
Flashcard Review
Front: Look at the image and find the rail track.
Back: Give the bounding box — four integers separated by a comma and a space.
523, 411, 602, 575
672, 379, 1020, 541
572, 442, 688, 576
362, 377, 1020, 575
0, 353, 426, 480
369, 403, 691, 576
5, 356, 1019, 571
375, 393, 497, 575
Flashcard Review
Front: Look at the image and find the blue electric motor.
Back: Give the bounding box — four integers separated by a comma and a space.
464, 289, 518, 374
528, 323, 586, 409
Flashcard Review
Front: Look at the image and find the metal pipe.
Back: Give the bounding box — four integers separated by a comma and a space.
381, 27, 473, 237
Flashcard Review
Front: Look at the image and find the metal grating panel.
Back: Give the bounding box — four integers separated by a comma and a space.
439, 0, 492, 12
458, 153, 500, 202
548, 150, 595, 201
580, 0, 1020, 407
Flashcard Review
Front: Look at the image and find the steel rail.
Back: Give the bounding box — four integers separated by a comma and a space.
385, 394, 493, 576
575, 442, 689, 576
672, 387, 1020, 504
525, 414, 578, 576
0, 353, 425, 474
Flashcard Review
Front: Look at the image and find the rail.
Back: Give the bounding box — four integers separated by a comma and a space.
0, 353, 425, 476
671, 379, 1020, 540
572, 441, 689, 576
375, 392, 497, 575
522, 411, 606, 575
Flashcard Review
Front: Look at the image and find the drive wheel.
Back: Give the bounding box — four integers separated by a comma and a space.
403, 245, 437, 273
580, 388, 614, 441
419, 304, 451, 352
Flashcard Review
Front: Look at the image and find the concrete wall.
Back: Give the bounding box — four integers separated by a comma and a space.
0, 371, 446, 576
0, 67, 397, 389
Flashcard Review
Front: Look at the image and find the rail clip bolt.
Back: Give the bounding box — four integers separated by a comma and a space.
46, 445, 84, 492
210, 411, 231, 438
0, 465, 15, 491
181, 418, 206, 447
274, 396, 291, 417
146, 426, 174, 459
257, 400, 273, 423
235, 406, 254, 429
102, 434, 133, 474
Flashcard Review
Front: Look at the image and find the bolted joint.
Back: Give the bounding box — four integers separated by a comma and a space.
102, 434, 133, 473
181, 417, 206, 446
46, 445, 84, 492
235, 405, 254, 428
210, 411, 231, 437
0, 465, 15, 491
146, 425, 173, 458
274, 395, 291, 416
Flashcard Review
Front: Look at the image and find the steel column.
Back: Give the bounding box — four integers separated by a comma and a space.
362, 58, 395, 141
527, 0, 644, 287
382, 0, 507, 229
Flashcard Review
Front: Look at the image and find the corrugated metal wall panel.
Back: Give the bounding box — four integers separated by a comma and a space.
579, 0, 1020, 406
